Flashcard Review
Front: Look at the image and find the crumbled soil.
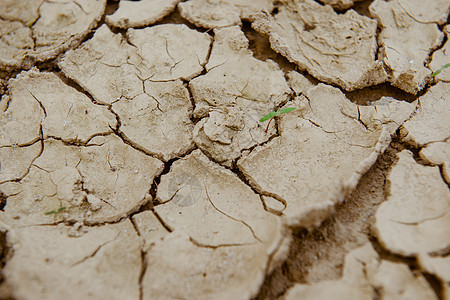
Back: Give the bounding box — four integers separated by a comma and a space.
0, 0, 449, 299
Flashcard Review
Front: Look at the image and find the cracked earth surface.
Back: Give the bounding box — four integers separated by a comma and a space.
0, 0, 449, 299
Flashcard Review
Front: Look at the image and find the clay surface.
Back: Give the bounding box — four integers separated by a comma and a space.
142, 230, 287, 300
252, 0, 388, 91
59, 24, 211, 104
420, 141, 450, 183
0, 0, 42, 24
374, 149, 450, 293
191, 26, 291, 167
1, 218, 142, 300
374, 150, 450, 256
0, 135, 164, 226
133, 207, 289, 300
0, 0, 106, 70
111, 80, 195, 161
401, 82, 450, 147
369, 0, 449, 94
238, 83, 416, 227
0, 72, 44, 147
1, 0, 449, 299
10, 68, 116, 143
106, 0, 180, 28
59, 24, 210, 160
155, 150, 284, 247
178, 0, 273, 28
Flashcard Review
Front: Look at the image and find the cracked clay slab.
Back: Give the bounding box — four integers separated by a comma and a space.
369, 0, 449, 94
106, 0, 180, 28
0, 0, 42, 24
374, 150, 450, 259
134, 149, 291, 299
1, 218, 141, 300
238, 83, 416, 228
142, 230, 290, 300
0, 74, 44, 147
285, 243, 437, 300
401, 82, 450, 147
0, 67, 117, 183
0, 0, 106, 70
0, 142, 42, 184
252, 0, 387, 91
190, 26, 291, 167
112, 80, 195, 161
178, 0, 273, 28
59, 24, 211, 105
59, 24, 210, 160
0, 135, 164, 226
420, 141, 450, 184
375, 149, 450, 289
7, 68, 117, 144
154, 149, 284, 248
133, 211, 289, 300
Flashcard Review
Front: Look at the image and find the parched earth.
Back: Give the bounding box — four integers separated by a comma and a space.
0, 0, 449, 299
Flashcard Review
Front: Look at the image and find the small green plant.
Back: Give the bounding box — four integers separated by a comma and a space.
431, 63, 450, 77
260, 107, 296, 133
45, 206, 66, 215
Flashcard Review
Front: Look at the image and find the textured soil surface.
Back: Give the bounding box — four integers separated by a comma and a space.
0, 0, 449, 299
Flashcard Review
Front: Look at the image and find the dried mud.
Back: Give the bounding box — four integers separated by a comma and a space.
0, 0, 449, 299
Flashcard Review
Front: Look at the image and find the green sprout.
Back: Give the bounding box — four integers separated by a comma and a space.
260, 107, 296, 133
28, 19, 36, 28
431, 63, 450, 77
45, 206, 67, 215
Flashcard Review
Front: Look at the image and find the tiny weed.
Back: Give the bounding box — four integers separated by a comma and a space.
45, 206, 66, 215
431, 63, 450, 77
260, 107, 296, 133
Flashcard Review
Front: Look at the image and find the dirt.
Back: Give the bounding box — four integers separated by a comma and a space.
0, 0, 449, 299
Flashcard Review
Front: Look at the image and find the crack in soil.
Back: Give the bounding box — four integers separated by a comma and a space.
151, 209, 173, 233
129, 215, 147, 300
71, 231, 120, 267
0, 133, 44, 185
203, 182, 263, 243
188, 236, 256, 249
369, 235, 446, 300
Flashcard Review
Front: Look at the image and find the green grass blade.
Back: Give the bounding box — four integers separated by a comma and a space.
279, 107, 296, 114
45, 207, 67, 215
259, 111, 278, 122
57, 207, 67, 213
431, 63, 450, 77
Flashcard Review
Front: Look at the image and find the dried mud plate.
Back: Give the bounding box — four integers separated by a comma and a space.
238, 83, 416, 227
252, 0, 387, 91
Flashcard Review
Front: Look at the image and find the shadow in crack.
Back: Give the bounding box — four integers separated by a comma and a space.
344, 82, 418, 106
242, 21, 296, 73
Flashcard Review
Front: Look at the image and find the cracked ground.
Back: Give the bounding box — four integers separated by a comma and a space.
0, 0, 449, 299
